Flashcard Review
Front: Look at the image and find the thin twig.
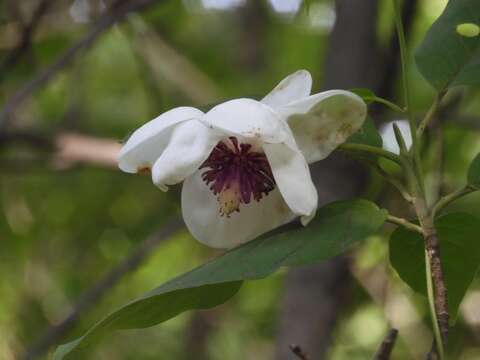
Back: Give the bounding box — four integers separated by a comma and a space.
0, 0, 160, 128
359, 158, 413, 203
431, 186, 476, 218
417, 92, 445, 137
386, 214, 422, 234
338, 143, 403, 166
373, 328, 398, 360
0, 0, 55, 77
21, 218, 183, 360
0, 130, 122, 170
289, 344, 310, 360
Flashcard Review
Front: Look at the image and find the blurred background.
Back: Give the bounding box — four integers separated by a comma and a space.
1, 0, 480, 359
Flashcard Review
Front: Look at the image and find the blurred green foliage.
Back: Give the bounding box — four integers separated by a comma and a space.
0, 0, 479, 359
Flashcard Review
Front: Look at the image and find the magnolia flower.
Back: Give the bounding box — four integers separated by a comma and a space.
118, 70, 366, 248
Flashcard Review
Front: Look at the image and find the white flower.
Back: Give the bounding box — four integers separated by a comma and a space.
380, 120, 412, 155
118, 70, 367, 248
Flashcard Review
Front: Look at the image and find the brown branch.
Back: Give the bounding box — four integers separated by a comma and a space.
0, 130, 122, 171
21, 217, 183, 360
0, 0, 160, 128
0, 0, 55, 77
53, 132, 121, 169
416, 210, 449, 358
373, 328, 398, 360
424, 230, 449, 343
289, 344, 310, 360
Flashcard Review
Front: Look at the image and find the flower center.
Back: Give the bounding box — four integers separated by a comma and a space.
200, 137, 276, 217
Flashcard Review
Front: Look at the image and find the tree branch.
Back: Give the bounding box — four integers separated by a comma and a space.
431, 186, 476, 218
373, 328, 398, 360
289, 344, 310, 360
21, 217, 183, 360
0, 0, 56, 77
386, 214, 422, 233
0, 0, 160, 128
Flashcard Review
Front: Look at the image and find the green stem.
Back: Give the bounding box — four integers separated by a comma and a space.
368, 160, 413, 202
386, 214, 423, 233
431, 186, 477, 218
417, 93, 443, 137
372, 96, 406, 113
393, 0, 426, 202
338, 143, 403, 165
392, 0, 418, 153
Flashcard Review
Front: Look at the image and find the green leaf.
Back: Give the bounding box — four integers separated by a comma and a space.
467, 153, 480, 189
348, 117, 383, 148
389, 212, 480, 320
415, 0, 480, 90
54, 199, 387, 359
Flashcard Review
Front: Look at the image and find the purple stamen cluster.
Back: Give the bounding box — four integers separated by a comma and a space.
200, 137, 276, 208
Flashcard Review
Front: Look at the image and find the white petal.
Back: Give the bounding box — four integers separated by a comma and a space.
261, 70, 312, 108
263, 143, 318, 224
278, 90, 367, 163
118, 107, 204, 173
151, 120, 220, 191
182, 171, 295, 249
379, 120, 412, 155
201, 98, 289, 144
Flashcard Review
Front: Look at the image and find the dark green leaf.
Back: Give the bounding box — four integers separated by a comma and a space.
348, 117, 383, 148
415, 0, 480, 90
54, 199, 387, 359
389, 212, 480, 320
467, 153, 480, 189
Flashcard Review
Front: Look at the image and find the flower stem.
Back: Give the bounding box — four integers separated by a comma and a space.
386, 214, 422, 233
367, 160, 413, 203
392, 0, 418, 155
431, 186, 477, 218
372, 96, 406, 113
417, 92, 444, 137
338, 143, 403, 165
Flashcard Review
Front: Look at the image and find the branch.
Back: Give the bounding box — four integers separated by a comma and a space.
373, 328, 398, 360
289, 344, 310, 360
421, 216, 448, 356
338, 143, 403, 166
53, 132, 121, 169
0, 130, 122, 171
128, 16, 221, 104
0, 0, 55, 77
417, 92, 445, 137
424, 237, 448, 351
0, 0, 160, 128
431, 186, 477, 218
21, 217, 183, 360
386, 214, 422, 234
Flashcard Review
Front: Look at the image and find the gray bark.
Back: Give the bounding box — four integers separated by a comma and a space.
274, 1, 380, 359
275, 0, 419, 356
